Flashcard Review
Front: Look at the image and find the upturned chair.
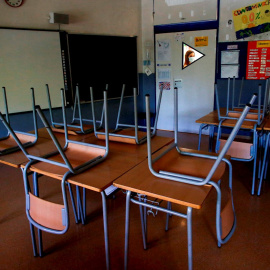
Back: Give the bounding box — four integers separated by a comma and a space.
96, 84, 163, 144
122, 88, 256, 270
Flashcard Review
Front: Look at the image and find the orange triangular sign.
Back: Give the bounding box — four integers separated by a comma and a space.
182, 42, 205, 70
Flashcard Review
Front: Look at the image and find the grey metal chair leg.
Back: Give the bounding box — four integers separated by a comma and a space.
76, 186, 85, 225
38, 229, 43, 257
30, 224, 37, 257
124, 191, 132, 270
67, 183, 79, 224
101, 191, 110, 270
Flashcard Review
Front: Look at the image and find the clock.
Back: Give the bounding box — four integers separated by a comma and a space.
5, 0, 23, 7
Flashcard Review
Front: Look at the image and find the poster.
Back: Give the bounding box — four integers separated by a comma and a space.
194, 36, 208, 47
232, 1, 270, 39
156, 40, 171, 62
157, 68, 171, 90
246, 40, 270, 79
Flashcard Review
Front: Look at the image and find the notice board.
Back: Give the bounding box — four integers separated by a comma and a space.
217, 40, 270, 80
246, 40, 270, 79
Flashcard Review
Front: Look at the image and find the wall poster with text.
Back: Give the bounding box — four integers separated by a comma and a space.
246, 40, 270, 79
233, 1, 270, 39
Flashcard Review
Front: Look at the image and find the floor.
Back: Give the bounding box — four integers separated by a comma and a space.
0, 132, 270, 270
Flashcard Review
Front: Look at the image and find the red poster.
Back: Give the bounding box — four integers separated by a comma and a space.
246, 41, 270, 80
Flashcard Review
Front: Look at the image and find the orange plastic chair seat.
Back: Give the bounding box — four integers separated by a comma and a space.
0, 133, 35, 151
52, 124, 94, 135
97, 128, 147, 144
152, 147, 226, 182
29, 192, 65, 231
219, 139, 252, 159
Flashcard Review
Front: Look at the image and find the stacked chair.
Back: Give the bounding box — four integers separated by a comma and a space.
123, 87, 256, 270
46, 84, 103, 135
215, 78, 269, 194
95, 84, 163, 144
0, 87, 38, 155
0, 88, 109, 259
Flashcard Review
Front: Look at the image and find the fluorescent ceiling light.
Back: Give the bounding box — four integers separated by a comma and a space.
165, 0, 204, 6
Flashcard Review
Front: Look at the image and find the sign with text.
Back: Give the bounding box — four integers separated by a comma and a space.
246, 40, 270, 79
232, 1, 270, 39
194, 36, 208, 47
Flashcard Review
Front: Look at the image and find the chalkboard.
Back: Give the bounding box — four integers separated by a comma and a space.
0, 28, 64, 113
68, 34, 138, 102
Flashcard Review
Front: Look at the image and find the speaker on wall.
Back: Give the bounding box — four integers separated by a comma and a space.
49, 12, 69, 24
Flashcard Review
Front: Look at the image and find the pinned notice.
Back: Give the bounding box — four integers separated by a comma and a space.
195, 36, 208, 47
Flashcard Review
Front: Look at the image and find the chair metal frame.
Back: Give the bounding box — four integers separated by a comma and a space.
215, 81, 269, 194
0, 87, 38, 155
123, 87, 256, 270
46, 84, 103, 134
95, 85, 164, 144
0, 88, 109, 258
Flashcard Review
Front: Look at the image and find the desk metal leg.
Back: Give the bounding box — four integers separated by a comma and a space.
208, 125, 215, 152
165, 201, 172, 231
101, 191, 110, 270
124, 191, 132, 270
144, 196, 148, 242
138, 195, 147, 250
251, 131, 258, 195
198, 124, 207, 150
129, 196, 193, 270
187, 207, 193, 270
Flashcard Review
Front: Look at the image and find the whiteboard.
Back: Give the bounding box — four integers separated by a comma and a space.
0, 29, 64, 113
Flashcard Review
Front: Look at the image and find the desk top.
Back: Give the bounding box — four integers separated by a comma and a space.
28, 135, 173, 192
195, 111, 219, 125
114, 158, 212, 209
0, 137, 59, 168
259, 116, 270, 131
196, 108, 263, 130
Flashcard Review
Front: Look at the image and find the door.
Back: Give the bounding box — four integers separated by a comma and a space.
156, 29, 216, 133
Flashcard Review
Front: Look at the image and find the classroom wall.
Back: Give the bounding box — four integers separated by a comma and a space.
0, 0, 143, 71
0, 0, 144, 129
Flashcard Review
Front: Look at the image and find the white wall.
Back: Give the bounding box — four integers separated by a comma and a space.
0, 0, 143, 70
154, 0, 217, 25
0, 0, 140, 36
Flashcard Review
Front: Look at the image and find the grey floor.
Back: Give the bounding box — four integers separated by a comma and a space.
0, 132, 269, 270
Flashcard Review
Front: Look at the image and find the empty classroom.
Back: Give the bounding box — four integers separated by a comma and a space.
0, 1, 270, 270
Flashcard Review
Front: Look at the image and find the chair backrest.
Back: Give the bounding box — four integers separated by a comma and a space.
145, 87, 256, 186
29, 89, 109, 174
0, 87, 38, 155
46, 84, 103, 134
95, 84, 164, 144
215, 79, 267, 125
0, 88, 109, 175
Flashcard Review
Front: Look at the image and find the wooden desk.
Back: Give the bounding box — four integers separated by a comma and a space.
114, 158, 212, 209
196, 110, 220, 152
114, 156, 213, 270
26, 135, 173, 269
196, 109, 265, 152
0, 137, 59, 168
